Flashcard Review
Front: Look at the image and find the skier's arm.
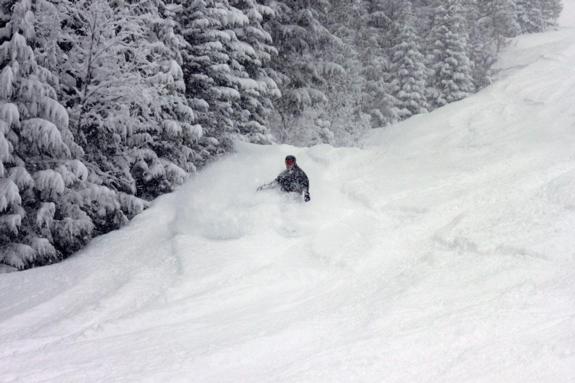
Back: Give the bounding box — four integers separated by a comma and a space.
257, 179, 278, 191
258, 170, 287, 191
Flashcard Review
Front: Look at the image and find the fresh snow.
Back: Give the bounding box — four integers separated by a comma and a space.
2, 6, 575, 383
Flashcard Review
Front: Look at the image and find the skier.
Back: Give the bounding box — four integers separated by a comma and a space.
257, 155, 311, 202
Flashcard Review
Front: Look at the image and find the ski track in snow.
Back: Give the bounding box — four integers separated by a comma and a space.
3, 7, 575, 383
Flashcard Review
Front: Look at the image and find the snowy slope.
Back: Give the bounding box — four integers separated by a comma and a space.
2, 7, 575, 383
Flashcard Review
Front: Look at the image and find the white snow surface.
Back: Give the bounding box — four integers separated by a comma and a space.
3, 8, 575, 383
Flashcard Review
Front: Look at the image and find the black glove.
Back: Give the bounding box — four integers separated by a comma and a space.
304, 192, 310, 202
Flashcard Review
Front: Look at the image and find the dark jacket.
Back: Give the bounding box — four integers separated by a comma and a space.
276, 165, 309, 196
258, 164, 310, 201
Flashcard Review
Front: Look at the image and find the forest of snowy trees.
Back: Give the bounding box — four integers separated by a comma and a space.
0, 0, 563, 271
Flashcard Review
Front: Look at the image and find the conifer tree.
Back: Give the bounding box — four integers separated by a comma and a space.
317, 0, 370, 145
262, 0, 340, 143
479, 0, 521, 51
389, 1, 428, 119
54, 0, 152, 227
128, 0, 203, 199
427, 0, 475, 108
516, 0, 544, 33
357, 0, 399, 128
178, 0, 257, 154
0, 0, 95, 269
228, 0, 280, 144
58, 0, 143, 192
459, 0, 494, 88
540, 0, 562, 29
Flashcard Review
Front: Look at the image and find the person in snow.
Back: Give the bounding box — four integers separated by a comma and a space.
257, 155, 311, 202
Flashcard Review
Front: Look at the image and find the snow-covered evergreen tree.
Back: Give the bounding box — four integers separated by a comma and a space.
58, 0, 143, 192
126, 0, 204, 199
0, 0, 95, 269
228, 0, 281, 144
262, 0, 341, 143
479, 0, 521, 51
389, 1, 428, 119
317, 0, 370, 145
357, 0, 400, 128
426, 0, 475, 108
56, 0, 181, 208
516, 0, 545, 33
274, 0, 370, 145
540, 0, 562, 29
461, 0, 495, 88
178, 0, 246, 150
51, 0, 156, 230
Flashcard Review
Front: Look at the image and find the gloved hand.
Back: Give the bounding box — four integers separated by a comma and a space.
304, 192, 310, 202
257, 184, 270, 192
